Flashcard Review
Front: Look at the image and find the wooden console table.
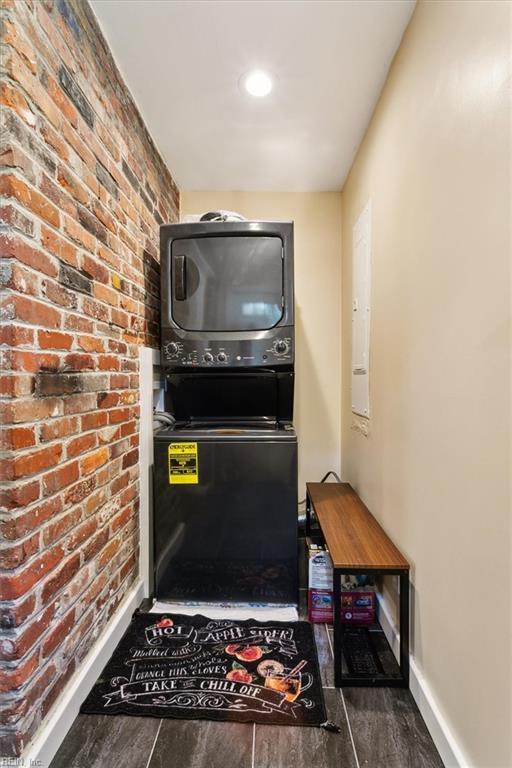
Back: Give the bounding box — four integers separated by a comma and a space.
306, 482, 410, 687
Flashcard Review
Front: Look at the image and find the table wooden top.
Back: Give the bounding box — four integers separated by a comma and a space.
307, 482, 409, 570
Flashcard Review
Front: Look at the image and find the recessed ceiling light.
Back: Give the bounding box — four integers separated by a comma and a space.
243, 70, 273, 98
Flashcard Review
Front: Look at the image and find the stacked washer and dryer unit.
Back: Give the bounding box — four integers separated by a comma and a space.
153, 221, 298, 606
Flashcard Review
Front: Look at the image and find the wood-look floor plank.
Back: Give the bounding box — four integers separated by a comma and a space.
313, 623, 334, 687
49, 714, 161, 768
148, 718, 253, 768
343, 687, 445, 768
254, 689, 357, 768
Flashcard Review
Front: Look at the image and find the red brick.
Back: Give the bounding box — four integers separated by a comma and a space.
0, 204, 35, 237
0, 480, 40, 512
64, 313, 93, 333
42, 609, 76, 659
41, 552, 80, 603
3, 47, 61, 127
0, 142, 36, 180
120, 484, 137, 506
7, 349, 60, 373
111, 307, 129, 329
57, 165, 89, 205
66, 517, 97, 552
0, 175, 60, 227
0, 651, 39, 693
97, 391, 119, 409
63, 353, 94, 371
84, 487, 107, 516
0, 546, 63, 601
39, 416, 78, 442
0, 426, 36, 450
7, 293, 61, 328
0, 532, 39, 569
1, 261, 39, 295
40, 173, 76, 217
92, 198, 117, 233
41, 119, 69, 161
37, 330, 73, 350
82, 297, 109, 322
67, 433, 97, 458
42, 278, 77, 308
81, 411, 108, 431
110, 471, 129, 496
42, 460, 80, 496
77, 334, 104, 353
41, 225, 78, 268
0, 372, 35, 398
41, 68, 78, 127
0, 444, 62, 481
82, 527, 108, 562
108, 407, 130, 424
80, 447, 108, 476
63, 393, 97, 415
64, 476, 95, 506
0, 233, 58, 278
0, 496, 61, 540
111, 373, 130, 389
43, 507, 80, 546
1, 18, 37, 74
110, 504, 132, 534
1, 602, 58, 661
0, 325, 34, 349
0, 397, 62, 424
97, 425, 120, 446
62, 119, 95, 168
122, 448, 138, 470
97, 537, 120, 570
120, 551, 137, 584
93, 282, 118, 307
41, 659, 76, 719
0, 593, 36, 630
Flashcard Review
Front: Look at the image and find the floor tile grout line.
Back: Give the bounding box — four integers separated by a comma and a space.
324, 623, 361, 768
144, 718, 163, 768
251, 722, 256, 768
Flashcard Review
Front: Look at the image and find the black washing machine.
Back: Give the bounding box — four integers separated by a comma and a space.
153, 423, 297, 603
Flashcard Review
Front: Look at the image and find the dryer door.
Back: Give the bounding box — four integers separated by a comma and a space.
170, 235, 283, 332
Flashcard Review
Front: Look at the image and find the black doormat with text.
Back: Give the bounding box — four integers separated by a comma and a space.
80, 612, 330, 728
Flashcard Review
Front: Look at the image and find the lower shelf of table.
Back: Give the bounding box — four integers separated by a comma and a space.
334, 622, 408, 687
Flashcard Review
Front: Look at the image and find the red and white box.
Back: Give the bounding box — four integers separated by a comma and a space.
307, 538, 376, 624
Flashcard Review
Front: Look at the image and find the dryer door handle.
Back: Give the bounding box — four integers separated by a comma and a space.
174, 254, 187, 301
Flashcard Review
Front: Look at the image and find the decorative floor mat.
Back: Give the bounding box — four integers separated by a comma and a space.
81, 612, 332, 729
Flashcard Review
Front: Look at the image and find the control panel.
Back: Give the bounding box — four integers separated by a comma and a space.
161, 331, 294, 369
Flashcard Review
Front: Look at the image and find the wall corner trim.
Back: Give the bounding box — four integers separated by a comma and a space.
378, 595, 472, 768
22, 579, 145, 767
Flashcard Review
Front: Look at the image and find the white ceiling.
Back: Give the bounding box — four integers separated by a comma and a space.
91, 0, 415, 192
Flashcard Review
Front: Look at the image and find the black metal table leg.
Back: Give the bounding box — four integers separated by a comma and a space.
333, 567, 342, 688
399, 569, 410, 687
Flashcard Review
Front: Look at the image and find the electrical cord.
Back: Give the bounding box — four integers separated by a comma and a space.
298, 470, 342, 507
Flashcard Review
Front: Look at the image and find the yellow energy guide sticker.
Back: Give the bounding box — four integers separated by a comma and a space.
168, 442, 198, 484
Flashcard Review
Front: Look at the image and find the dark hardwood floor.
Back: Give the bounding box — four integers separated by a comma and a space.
50, 557, 444, 768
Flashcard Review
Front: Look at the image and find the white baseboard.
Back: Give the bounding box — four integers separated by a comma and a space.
23, 579, 144, 768
377, 594, 470, 768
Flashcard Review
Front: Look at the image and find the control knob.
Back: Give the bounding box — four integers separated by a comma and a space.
165, 341, 179, 357
273, 340, 289, 355
203, 352, 214, 363
217, 352, 227, 362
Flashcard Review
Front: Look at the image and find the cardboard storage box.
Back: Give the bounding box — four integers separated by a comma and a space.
307, 538, 376, 624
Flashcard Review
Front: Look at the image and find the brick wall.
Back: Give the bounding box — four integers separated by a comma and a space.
0, 0, 179, 755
